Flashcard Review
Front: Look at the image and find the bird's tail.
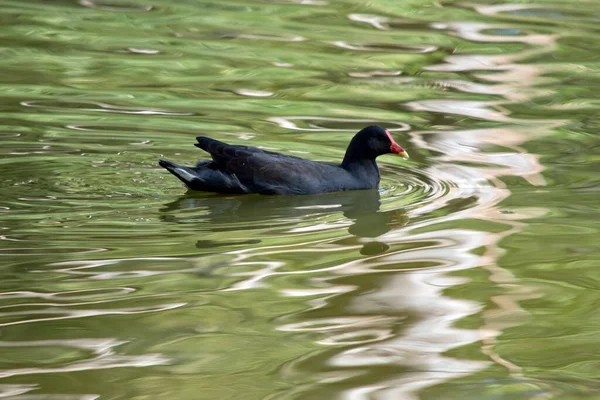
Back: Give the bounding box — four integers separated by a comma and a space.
159, 160, 201, 188
159, 159, 247, 193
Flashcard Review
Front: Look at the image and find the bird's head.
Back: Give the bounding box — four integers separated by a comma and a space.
354, 125, 409, 159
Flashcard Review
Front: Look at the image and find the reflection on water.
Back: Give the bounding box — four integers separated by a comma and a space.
0, 338, 168, 379
268, 117, 411, 132
20, 99, 194, 116
162, 190, 405, 253
0, 0, 599, 399
329, 41, 438, 54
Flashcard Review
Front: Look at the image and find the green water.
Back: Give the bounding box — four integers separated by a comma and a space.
1, 0, 599, 398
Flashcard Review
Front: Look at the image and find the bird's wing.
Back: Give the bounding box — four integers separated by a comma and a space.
195, 137, 262, 162
195, 137, 335, 194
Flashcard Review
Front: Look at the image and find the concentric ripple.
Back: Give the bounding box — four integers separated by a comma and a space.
380, 164, 453, 211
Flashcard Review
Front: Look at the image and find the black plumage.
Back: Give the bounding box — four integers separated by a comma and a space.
159, 125, 409, 195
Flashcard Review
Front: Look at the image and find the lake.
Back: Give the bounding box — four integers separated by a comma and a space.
0, 0, 599, 399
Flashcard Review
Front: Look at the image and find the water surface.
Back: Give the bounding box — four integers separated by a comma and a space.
1, 0, 599, 399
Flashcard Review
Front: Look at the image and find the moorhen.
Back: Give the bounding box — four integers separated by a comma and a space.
159, 125, 409, 195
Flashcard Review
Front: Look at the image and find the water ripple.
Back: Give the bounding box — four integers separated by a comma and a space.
42, 257, 200, 280
348, 13, 432, 31
79, 0, 153, 12
279, 316, 400, 332
268, 116, 410, 132
317, 329, 394, 345
431, 22, 557, 45
348, 13, 390, 30
231, 89, 274, 97
3, 395, 99, 400
21, 100, 193, 116
265, 0, 327, 5
329, 41, 438, 53
405, 99, 513, 122
348, 70, 402, 78
2, 145, 82, 156
0, 385, 39, 398
0, 338, 168, 379
0, 301, 186, 327
219, 32, 306, 42
467, 2, 600, 22
125, 47, 160, 55
0, 288, 135, 301
0, 247, 106, 256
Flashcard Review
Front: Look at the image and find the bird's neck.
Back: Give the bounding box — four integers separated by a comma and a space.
342, 151, 375, 167
341, 156, 380, 181
340, 136, 380, 184
341, 138, 373, 168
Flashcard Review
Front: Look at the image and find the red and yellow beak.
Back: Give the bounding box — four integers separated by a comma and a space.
391, 142, 409, 159
385, 130, 409, 159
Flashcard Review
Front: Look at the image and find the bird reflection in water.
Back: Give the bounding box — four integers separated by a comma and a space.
160, 189, 407, 256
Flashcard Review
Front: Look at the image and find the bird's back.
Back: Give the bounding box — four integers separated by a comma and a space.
160, 133, 386, 195
195, 137, 367, 195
